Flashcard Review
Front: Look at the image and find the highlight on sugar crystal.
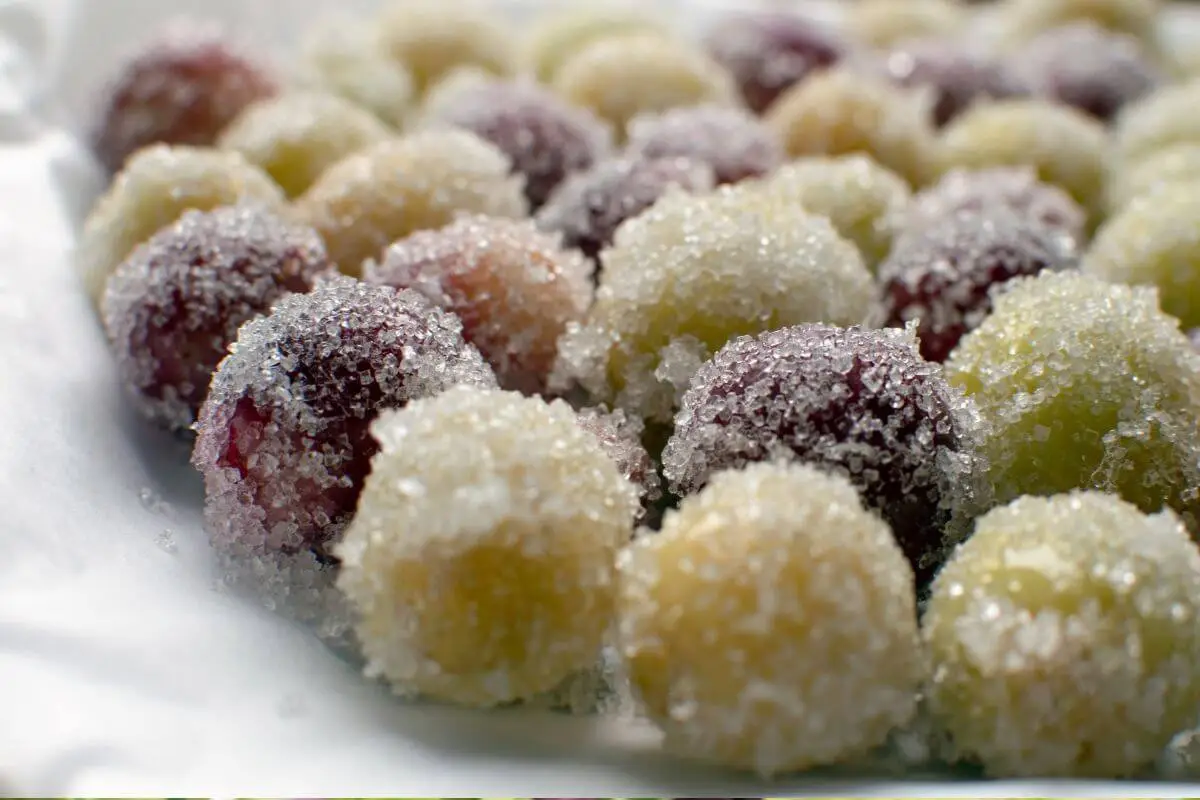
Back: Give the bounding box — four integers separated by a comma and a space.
1106, 143, 1200, 213
662, 323, 986, 588
292, 129, 528, 277
191, 276, 497, 633
944, 270, 1200, 530
336, 386, 638, 707
552, 184, 874, 424
625, 105, 784, 187
617, 461, 923, 776
845, 0, 969, 49
216, 91, 392, 198
766, 67, 938, 188
925, 491, 1200, 777
102, 206, 330, 432
78, 144, 286, 308
552, 33, 741, 138
523, 4, 669, 84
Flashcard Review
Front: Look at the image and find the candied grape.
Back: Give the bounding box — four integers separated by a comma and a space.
418, 76, 613, 210
297, 15, 414, 129
292, 130, 528, 277
662, 324, 984, 587
77, 144, 286, 308
745, 155, 912, 270
846, 0, 969, 49
575, 405, 663, 520
216, 91, 392, 198
876, 209, 1076, 363
624, 105, 784, 187
906, 167, 1086, 254
552, 33, 740, 139
374, 0, 517, 94
191, 277, 497, 627
524, 4, 668, 84
1113, 79, 1200, 167
335, 386, 637, 707
617, 461, 922, 776
1107, 143, 1200, 213
766, 67, 938, 188
872, 39, 1030, 127
944, 270, 1200, 529
102, 206, 330, 432
555, 186, 874, 424
90, 20, 279, 175
702, 9, 848, 115
938, 99, 1109, 223
1085, 184, 1200, 329
1012, 22, 1161, 122
535, 155, 715, 267
365, 215, 592, 395
925, 491, 1200, 777
997, 0, 1162, 50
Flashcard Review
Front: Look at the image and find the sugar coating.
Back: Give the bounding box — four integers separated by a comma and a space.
192, 276, 497, 629
575, 405, 663, 520
996, 0, 1162, 50
624, 105, 784, 187
297, 14, 414, 129
335, 386, 638, 707
374, 0, 517, 94
1085, 184, 1200, 329
617, 461, 922, 776
364, 215, 593, 395
216, 91, 392, 198
102, 206, 330, 432
1107, 143, 1200, 213
744, 155, 912, 270
523, 5, 668, 85
944, 270, 1200, 530
553, 185, 874, 424
845, 0, 969, 49
871, 39, 1031, 128
877, 208, 1077, 363
702, 9, 848, 115
551, 33, 741, 139
924, 491, 1200, 777
766, 67, 938, 188
663, 323, 985, 587
938, 99, 1110, 223
417, 76, 613, 210
906, 167, 1086, 256
292, 130, 528, 277
1113, 79, 1200, 167
1012, 21, 1161, 122
535, 155, 716, 266
90, 20, 279, 174
77, 144, 286, 308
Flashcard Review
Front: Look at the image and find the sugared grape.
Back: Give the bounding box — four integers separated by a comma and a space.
77, 144, 286, 308
617, 461, 922, 775
877, 208, 1077, 363
662, 324, 984, 586
417, 76, 613, 210
702, 9, 848, 114
1107, 143, 1200, 212
216, 91, 392, 198
90, 20, 278, 174
997, 0, 1162, 50
575, 406, 663, 520
364, 215, 592, 395
292, 130, 528, 277
944, 270, 1200, 529
624, 105, 784, 187
925, 491, 1200, 777
846, 0, 969, 49
766, 67, 938, 188
553, 185, 874, 424
552, 33, 740, 139
102, 206, 330, 432
523, 5, 668, 84
335, 386, 637, 707
1113, 79, 1200, 166
535, 155, 715, 267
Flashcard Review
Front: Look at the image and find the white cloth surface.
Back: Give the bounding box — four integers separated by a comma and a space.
2, 0, 1200, 794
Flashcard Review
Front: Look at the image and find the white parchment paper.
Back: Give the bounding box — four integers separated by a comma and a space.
3, 0, 1200, 794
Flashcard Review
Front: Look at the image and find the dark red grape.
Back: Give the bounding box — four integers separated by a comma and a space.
624, 105, 784, 185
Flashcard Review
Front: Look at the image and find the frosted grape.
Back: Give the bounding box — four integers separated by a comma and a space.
624, 105, 784, 187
